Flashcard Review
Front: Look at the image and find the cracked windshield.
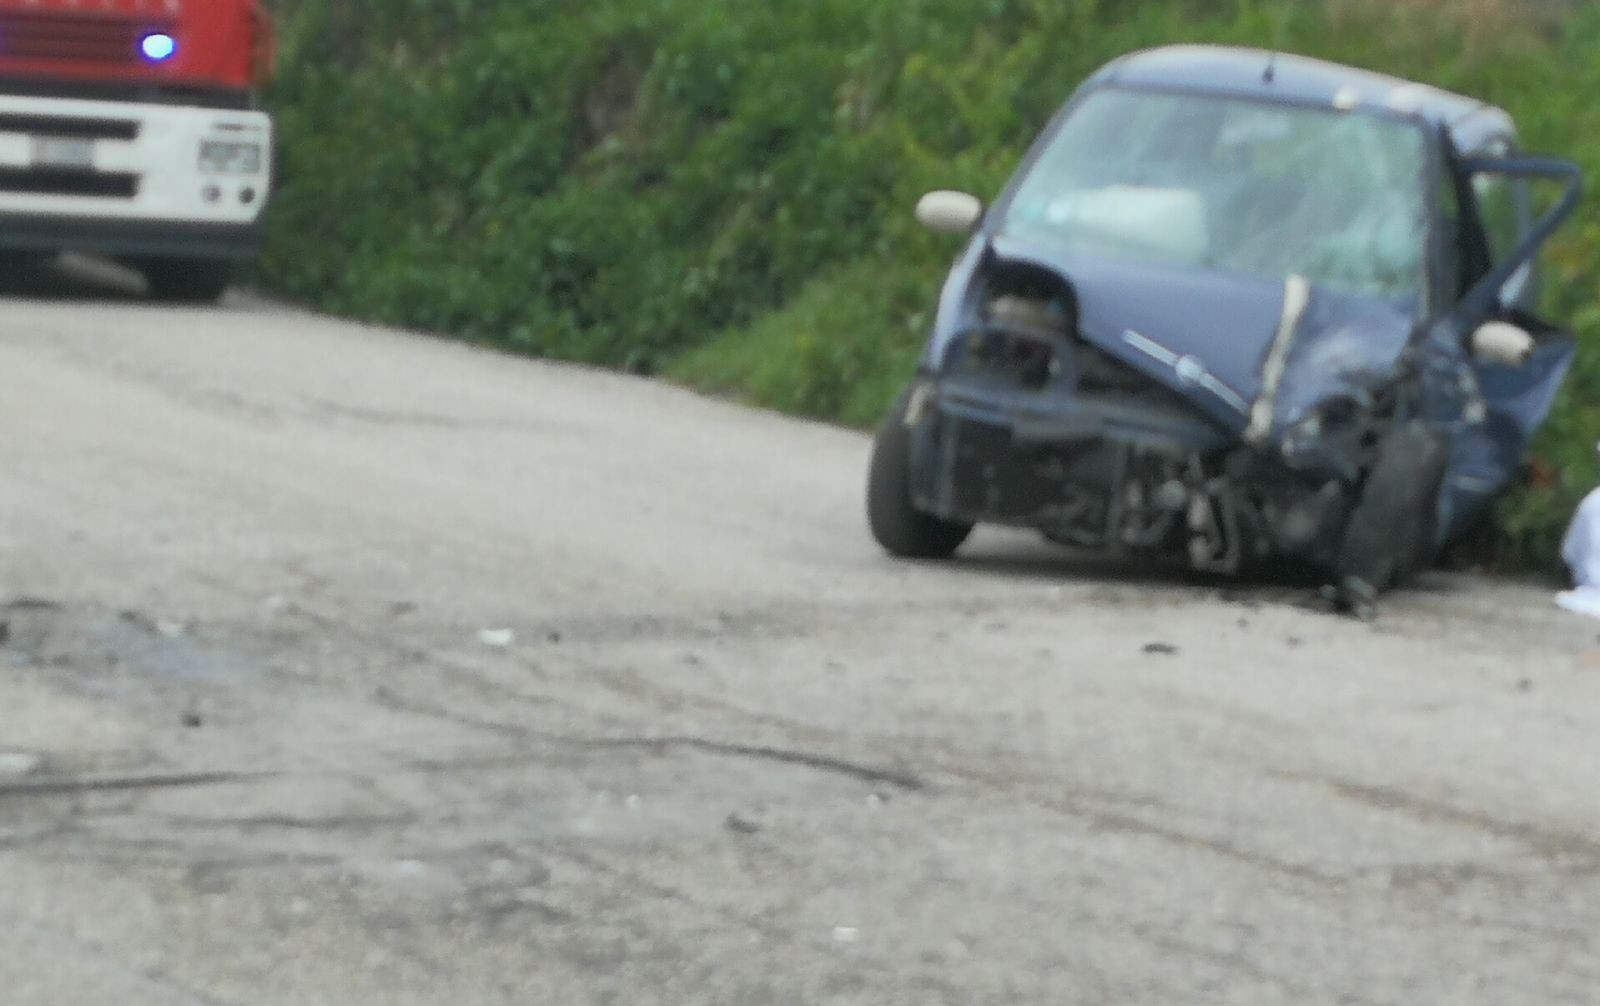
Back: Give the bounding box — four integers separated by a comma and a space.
1005, 88, 1430, 301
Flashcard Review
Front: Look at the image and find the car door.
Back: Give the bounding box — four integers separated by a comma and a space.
1435, 140, 1581, 533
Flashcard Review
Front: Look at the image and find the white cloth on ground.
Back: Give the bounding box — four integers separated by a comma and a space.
1557, 588, 1600, 618
1557, 485, 1600, 618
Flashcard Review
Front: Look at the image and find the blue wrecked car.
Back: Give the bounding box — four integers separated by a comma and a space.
867, 46, 1582, 612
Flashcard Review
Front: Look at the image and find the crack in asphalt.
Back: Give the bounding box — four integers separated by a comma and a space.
583, 736, 924, 791
367, 686, 924, 791
0, 770, 275, 800
27, 836, 348, 873
154, 813, 417, 833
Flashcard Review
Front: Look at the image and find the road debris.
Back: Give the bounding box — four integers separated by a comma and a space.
725, 812, 762, 835
1143, 643, 1180, 656
478, 628, 516, 648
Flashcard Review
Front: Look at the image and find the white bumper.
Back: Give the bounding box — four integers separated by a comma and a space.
0, 93, 270, 252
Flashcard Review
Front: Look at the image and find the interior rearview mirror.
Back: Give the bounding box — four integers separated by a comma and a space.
916, 190, 983, 235
1471, 320, 1535, 367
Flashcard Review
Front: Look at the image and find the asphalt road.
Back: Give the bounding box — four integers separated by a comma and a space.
3, 260, 1599, 1004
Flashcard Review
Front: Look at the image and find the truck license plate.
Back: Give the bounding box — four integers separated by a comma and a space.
31, 137, 95, 170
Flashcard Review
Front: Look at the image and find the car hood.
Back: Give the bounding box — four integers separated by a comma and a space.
986, 233, 1417, 434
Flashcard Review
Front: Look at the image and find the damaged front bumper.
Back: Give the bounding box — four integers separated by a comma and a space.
909, 375, 1354, 573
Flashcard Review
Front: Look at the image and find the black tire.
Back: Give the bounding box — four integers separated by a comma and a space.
1335, 420, 1449, 601
867, 387, 973, 559
141, 259, 231, 303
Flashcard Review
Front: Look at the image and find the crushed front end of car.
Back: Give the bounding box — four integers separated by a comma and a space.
895, 242, 1413, 578
867, 48, 1582, 610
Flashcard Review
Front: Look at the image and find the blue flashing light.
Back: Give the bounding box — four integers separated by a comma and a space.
141, 33, 178, 64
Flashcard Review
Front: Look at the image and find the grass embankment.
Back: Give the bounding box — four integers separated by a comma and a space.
260, 0, 1600, 566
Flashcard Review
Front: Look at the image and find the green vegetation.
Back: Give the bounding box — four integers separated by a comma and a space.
261, 0, 1599, 567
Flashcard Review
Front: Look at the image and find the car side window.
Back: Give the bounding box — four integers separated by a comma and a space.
1468, 139, 1537, 311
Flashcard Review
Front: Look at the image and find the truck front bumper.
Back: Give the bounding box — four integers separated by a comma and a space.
0, 213, 265, 260
0, 93, 271, 260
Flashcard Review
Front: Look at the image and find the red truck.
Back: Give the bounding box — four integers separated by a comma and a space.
0, 0, 275, 301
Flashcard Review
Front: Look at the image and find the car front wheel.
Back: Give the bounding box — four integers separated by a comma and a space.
1334, 419, 1449, 611
867, 386, 973, 559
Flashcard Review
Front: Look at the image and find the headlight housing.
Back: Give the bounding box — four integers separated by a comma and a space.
1281, 395, 1368, 479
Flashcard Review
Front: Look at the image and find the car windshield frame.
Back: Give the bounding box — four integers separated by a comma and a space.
993, 84, 1438, 313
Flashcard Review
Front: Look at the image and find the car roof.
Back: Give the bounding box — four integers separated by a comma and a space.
1092, 45, 1514, 149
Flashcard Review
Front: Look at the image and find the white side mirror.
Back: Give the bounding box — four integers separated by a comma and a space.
1472, 320, 1536, 367
915, 190, 983, 235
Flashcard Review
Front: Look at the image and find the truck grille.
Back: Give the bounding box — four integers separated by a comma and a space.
0, 167, 138, 198
0, 112, 138, 140
0, 12, 172, 67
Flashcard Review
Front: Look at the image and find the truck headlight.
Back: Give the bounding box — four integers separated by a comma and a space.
199, 141, 264, 175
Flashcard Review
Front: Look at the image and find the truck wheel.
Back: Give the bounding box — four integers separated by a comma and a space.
1334, 420, 1449, 608
142, 259, 232, 303
867, 387, 973, 559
